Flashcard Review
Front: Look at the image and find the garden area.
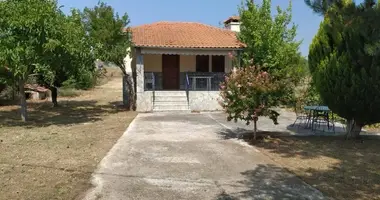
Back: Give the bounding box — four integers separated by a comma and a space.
251, 134, 380, 200
0, 74, 136, 200
218, 1, 380, 199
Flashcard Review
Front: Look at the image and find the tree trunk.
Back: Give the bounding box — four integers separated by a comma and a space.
253, 119, 258, 140
50, 87, 58, 107
122, 74, 135, 110
18, 79, 27, 122
345, 119, 362, 139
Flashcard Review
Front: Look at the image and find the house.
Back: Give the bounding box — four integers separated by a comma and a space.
125, 16, 245, 112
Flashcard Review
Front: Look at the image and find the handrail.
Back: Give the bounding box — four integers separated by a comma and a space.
151, 72, 155, 106
151, 72, 155, 91
185, 72, 190, 106
185, 72, 190, 90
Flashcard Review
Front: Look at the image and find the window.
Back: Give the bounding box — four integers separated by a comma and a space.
196, 55, 209, 72
212, 56, 225, 72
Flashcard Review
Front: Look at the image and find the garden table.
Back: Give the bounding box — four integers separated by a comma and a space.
304, 106, 335, 132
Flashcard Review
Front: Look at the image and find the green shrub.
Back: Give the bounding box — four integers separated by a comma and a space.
62, 68, 105, 90
58, 88, 80, 97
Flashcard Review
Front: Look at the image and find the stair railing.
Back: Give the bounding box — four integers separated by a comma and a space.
151, 72, 155, 106
185, 72, 190, 107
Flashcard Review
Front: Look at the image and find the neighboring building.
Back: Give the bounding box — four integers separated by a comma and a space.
125, 16, 245, 112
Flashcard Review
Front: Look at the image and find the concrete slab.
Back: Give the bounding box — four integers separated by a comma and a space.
83, 112, 326, 200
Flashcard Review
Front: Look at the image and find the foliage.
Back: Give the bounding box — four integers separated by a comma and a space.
0, 0, 65, 120
239, 0, 304, 85
62, 68, 106, 90
82, 2, 131, 74
293, 78, 322, 114
82, 2, 135, 110
308, 0, 380, 138
238, 0, 306, 108
220, 64, 281, 139
58, 88, 80, 98
35, 8, 96, 106
305, 0, 377, 15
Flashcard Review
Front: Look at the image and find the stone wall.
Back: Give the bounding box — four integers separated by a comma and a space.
189, 91, 223, 111
136, 91, 153, 112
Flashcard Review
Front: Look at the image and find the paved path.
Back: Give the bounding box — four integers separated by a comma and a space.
83, 113, 326, 200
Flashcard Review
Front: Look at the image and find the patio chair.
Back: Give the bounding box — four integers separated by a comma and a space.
291, 103, 309, 129
311, 110, 335, 133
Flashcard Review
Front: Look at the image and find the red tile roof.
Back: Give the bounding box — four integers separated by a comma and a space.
130, 22, 245, 49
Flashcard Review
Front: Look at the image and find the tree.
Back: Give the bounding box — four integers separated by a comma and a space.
37, 9, 95, 107
0, 0, 63, 121
220, 63, 280, 140
304, 0, 344, 14
238, 0, 305, 105
305, 0, 378, 15
81, 3, 135, 110
308, 0, 380, 139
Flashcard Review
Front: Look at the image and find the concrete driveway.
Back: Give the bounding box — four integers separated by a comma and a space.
83, 113, 325, 200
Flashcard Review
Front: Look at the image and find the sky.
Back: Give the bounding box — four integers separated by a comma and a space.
58, 0, 323, 56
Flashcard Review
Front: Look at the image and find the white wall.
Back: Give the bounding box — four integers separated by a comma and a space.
225, 22, 241, 32
140, 54, 232, 73
144, 54, 162, 72
180, 55, 196, 72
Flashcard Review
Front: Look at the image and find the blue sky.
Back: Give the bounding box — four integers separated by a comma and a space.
58, 0, 323, 56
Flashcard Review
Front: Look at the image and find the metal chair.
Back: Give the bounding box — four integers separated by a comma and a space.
311, 109, 335, 133
291, 103, 309, 129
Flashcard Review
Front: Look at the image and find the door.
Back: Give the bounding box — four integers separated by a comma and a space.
162, 55, 180, 90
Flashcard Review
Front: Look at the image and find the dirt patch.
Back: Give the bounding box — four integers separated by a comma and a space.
0, 77, 137, 200
245, 133, 380, 200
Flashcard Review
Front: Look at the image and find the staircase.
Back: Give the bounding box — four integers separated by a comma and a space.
153, 91, 190, 112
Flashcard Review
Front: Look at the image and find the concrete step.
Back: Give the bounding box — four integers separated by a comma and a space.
154, 101, 189, 106
153, 109, 191, 113
154, 91, 187, 96
153, 104, 189, 111
154, 96, 188, 102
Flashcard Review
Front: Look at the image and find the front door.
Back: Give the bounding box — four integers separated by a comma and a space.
162, 55, 180, 90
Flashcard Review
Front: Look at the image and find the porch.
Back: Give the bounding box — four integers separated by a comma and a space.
142, 53, 232, 91
144, 72, 225, 91
133, 48, 239, 112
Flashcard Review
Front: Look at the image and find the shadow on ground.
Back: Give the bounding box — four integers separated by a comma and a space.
217, 126, 380, 200
216, 164, 325, 200
0, 100, 127, 127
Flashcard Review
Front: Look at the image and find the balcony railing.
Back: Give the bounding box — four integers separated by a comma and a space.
144, 72, 225, 91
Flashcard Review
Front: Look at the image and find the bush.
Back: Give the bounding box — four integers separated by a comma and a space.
58, 88, 80, 97
62, 68, 105, 90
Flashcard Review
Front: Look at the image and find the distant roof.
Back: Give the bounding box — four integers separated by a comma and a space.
224, 16, 241, 24
130, 21, 245, 49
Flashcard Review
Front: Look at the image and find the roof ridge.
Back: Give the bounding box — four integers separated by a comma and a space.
130, 20, 245, 49
132, 21, 234, 33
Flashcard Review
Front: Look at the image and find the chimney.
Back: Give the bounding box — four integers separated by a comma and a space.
224, 16, 241, 32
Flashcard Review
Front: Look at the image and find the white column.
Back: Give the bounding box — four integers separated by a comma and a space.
136, 48, 144, 93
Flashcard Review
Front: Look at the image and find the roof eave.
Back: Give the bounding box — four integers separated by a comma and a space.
133, 45, 245, 50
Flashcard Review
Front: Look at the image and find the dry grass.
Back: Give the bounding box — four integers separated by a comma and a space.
0, 77, 136, 200
252, 134, 380, 200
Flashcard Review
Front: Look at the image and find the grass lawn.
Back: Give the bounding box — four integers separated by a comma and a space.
253, 134, 380, 200
0, 77, 136, 200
